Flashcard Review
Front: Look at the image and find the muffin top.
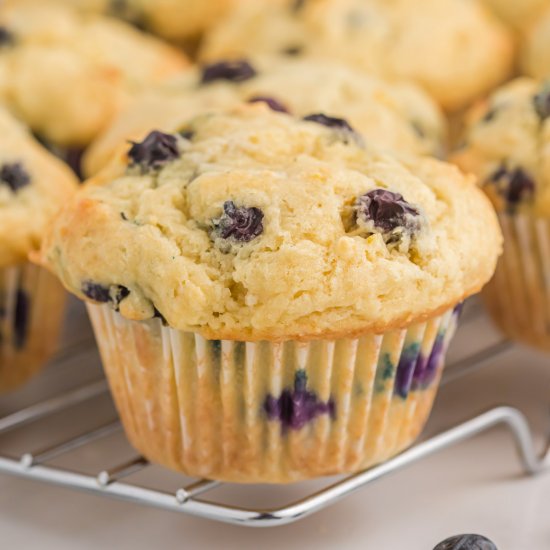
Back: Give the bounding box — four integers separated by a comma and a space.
200, 0, 514, 111
521, 7, 550, 80
125, 0, 237, 42
452, 78, 550, 215
481, 0, 548, 30
47, 0, 236, 41
83, 56, 446, 176
0, 107, 78, 268
42, 106, 501, 341
0, 1, 188, 147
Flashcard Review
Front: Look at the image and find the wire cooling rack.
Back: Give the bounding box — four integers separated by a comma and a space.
0, 300, 548, 527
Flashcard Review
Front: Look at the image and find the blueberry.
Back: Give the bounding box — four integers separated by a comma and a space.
263, 370, 336, 431
213, 201, 264, 243
81, 282, 129, 311
394, 343, 421, 399
64, 148, 85, 180
247, 96, 289, 113
81, 282, 111, 303
111, 286, 130, 309
153, 307, 168, 325
282, 45, 303, 56
488, 166, 535, 206
303, 113, 354, 133
412, 332, 445, 391
0, 27, 14, 47
109, 0, 147, 30
292, 0, 306, 11
13, 289, 29, 349
303, 113, 362, 145
433, 534, 497, 550
453, 302, 464, 319
533, 84, 550, 121
128, 130, 180, 172
0, 162, 31, 192
200, 60, 257, 84
356, 189, 421, 233
482, 106, 498, 123
411, 121, 426, 138
178, 129, 194, 141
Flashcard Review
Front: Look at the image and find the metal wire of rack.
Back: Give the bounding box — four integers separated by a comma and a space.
0, 301, 548, 528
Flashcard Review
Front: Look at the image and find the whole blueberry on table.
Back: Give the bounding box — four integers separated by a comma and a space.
433, 534, 497, 550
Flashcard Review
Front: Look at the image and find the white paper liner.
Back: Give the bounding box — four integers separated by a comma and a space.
87, 304, 460, 483
0, 263, 66, 392
483, 213, 550, 351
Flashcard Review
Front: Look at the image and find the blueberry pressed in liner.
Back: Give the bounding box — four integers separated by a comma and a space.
453, 302, 464, 319
0, 162, 31, 192
201, 60, 257, 84
356, 189, 421, 234
264, 370, 335, 431
433, 534, 498, 550
128, 131, 180, 171
394, 343, 421, 399
212, 201, 264, 243
374, 354, 395, 393
488, 166, 535, 206
13, 289, 29, 349
81, 281, 129, 311
533, 85, 550, 121
248, 96, 289, 113
411, 331, 446, 391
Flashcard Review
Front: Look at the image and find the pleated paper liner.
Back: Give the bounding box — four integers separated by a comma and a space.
0, 262, 66, 392
87, 303, 461, 483
483, 213, 550, 351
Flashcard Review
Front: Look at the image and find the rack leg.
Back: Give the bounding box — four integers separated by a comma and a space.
250, 406, 548, 526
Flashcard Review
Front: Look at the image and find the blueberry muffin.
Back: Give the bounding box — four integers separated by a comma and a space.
48, 0, 237, 42
522, 6, 550, 80
41, 105, 500, 482
84, 56, 446, 176
453, 78, 550, 350
0, 106, 78, 392
481, 0, 548, 31
200, 0, 514, 111
0, 0, 188, 174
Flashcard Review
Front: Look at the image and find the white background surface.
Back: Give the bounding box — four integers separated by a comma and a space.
0, 299, 549, 550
